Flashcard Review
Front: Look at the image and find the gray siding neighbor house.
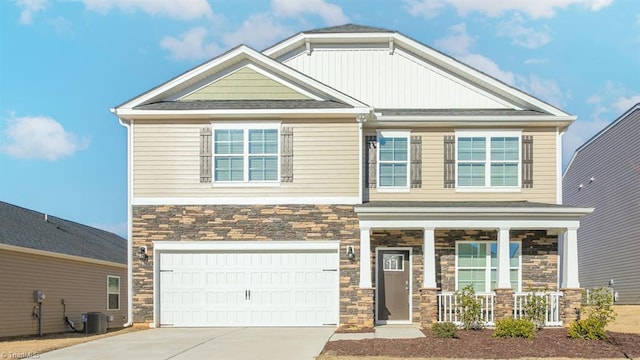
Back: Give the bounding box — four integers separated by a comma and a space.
0, 201, 128, 337
563, 103, 640, 304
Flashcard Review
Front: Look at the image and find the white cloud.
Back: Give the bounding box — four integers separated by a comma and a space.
435, 23, 474, 55
459, 53, 516, 85
404, 0, 614, 19
0, 115, 89, 161
222, 14, 293, 50
78, 0, 213, 20
519, 74, 565, 107
15, 0, 48, 24
160, 27, 220, 60
612, 95, 640, 113
524, 58, 548, 65
497, 13, 550, 48
271, 0, 348, 25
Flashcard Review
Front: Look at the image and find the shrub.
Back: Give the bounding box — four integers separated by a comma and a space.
454, 284, 484, 330
523, 288, 548, 329
432, 322, 458, 338
568, 317, 606, 340
494, 318, 536, 339
569, 287, 617, 340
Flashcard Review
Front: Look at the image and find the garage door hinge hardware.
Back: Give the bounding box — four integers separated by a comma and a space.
323, 269, 337, 272
159, 269, 174, 272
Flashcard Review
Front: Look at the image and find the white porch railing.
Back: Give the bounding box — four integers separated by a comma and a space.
437, 292, 495, 326
513, 292, 563, 327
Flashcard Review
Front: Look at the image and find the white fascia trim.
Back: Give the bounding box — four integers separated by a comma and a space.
133, 196, 361, 206
353, 206, 594, 216
153, 240, 340, 252
556, 128, 564, 204
375, 115, 576, 122
115, 107, 369, 118
358, 219, 584, 230
0, 243, 127, 269
456, 129, 522, 137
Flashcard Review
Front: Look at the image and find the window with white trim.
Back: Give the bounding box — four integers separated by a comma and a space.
456, 241, 521, 293
107, 276, 120, 310
213, 124, 279, 183
456, 131, 521, 188
378, 131, 409, 188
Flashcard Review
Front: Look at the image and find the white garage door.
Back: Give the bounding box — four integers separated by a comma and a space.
158, 243, 339, 327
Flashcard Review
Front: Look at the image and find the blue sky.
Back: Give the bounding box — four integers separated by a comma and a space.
1, 0, 639, 238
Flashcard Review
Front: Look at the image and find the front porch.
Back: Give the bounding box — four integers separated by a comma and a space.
351, 201, 592, 328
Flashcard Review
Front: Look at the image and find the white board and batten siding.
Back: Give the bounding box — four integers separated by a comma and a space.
157, 242, 340, 327
282, 45, 513, 110
563, 106, 640, 304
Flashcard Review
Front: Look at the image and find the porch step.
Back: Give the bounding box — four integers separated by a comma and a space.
330, 325, 425, 341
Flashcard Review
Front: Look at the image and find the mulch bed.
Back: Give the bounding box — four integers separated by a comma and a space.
322, 328, 640, 358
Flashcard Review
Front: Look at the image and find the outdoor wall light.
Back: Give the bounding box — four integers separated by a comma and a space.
346, 245, 356, 262
138, 246, 148, 263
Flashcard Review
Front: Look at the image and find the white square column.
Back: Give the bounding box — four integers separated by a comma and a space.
562, 227, 580, 288
423, 227, 437, 288
496, 227, 512, 289
359, 227, 372, 288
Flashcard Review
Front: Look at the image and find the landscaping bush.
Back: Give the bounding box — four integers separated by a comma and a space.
494, 318, 536, 339
568, 286, 617, 340
523, 288, 548, 329
454, 284, 484, 330
568, 317, 606, 340
432, 322, 458, 338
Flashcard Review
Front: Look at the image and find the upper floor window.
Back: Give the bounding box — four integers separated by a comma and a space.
456, 131, 521, 188
213, 124, 279, 183
377, 131, 409, 189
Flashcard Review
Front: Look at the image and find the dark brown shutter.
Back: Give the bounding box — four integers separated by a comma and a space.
410, 135, 422, 188
281, 127, 293, 182
200, 127, 212, 183
522, 135, 533, 188
365, 135, 377, 188
444, 135, 455, 188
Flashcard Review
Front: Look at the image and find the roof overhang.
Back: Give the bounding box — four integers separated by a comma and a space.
369, 114, 576, 129
111, 107, 370, 120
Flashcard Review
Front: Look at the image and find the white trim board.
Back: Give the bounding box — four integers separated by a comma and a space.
133, 196, 361, 206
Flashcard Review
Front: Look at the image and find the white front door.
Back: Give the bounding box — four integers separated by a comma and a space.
158, 246, 339, 327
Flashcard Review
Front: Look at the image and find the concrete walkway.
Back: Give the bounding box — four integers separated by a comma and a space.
37, 327, 335, 360
330, 325, 425, 340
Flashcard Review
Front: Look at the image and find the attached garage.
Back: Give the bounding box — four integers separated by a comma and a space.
154, 241, 340, 327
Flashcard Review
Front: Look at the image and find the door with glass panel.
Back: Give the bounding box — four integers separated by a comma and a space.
376, 249, 411, 323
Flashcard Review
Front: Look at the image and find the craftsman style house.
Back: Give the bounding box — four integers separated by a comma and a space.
112, 24, 592, 328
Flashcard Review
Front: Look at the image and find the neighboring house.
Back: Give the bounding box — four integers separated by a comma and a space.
0, 201, 127, 337
111, 24, 592, 329
563, 103, 640, 304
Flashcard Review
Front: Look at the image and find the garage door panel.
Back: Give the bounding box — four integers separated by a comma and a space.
159, 248, 338, 327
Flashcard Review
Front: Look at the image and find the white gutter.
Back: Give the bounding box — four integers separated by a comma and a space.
113, 107, 370, 118
116, 114, 134, 328
557, 128, 565, 204
354, 206, 594, 216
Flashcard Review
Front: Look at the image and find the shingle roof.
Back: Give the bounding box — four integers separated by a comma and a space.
0, 201, 126, 264
305, 24, 394, 34
134, 99, 353, 110
375, 109, 547, 117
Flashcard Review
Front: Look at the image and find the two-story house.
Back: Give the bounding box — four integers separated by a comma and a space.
112, 24, 592, 329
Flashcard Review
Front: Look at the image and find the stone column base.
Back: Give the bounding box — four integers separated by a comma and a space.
561, 288, 583, 326
419, 288, 438, 328
355, 288, 375, 328
494, 288, 514, 321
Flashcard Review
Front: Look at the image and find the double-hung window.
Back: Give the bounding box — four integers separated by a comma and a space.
107, 275, 120, 310
456, 241, 521, 293
456, 131, 521, 189
377, 130, 409, 189
213, 124, 279, 183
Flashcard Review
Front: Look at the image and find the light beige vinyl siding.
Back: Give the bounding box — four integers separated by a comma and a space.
369, 128, 557, 203
0, 249, 127, 338
182, 67, 310, 101
132, 119, 359, 199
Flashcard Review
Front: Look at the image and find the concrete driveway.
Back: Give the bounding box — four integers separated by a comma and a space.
37, 327, 335, 360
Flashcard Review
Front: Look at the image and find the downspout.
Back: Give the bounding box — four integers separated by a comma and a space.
556, 127, 565, 205
357, 114, 365, 204
116, 114, 134, 327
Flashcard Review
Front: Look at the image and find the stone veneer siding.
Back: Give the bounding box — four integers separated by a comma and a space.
131, 204, 360, 325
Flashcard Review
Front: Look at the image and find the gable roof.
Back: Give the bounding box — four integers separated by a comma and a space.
0, 201, 126, 264
263, 23, 574, 121
564, 103, 640, 176
112, 45, 369, 118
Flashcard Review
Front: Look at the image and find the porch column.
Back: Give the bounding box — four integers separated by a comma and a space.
562, 227, 580, 288
422, 227, 437, 288
496, 227, 511, 289
359, 226, 372, 288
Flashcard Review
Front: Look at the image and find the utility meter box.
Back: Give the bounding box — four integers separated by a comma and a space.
33, 290, 45, 303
